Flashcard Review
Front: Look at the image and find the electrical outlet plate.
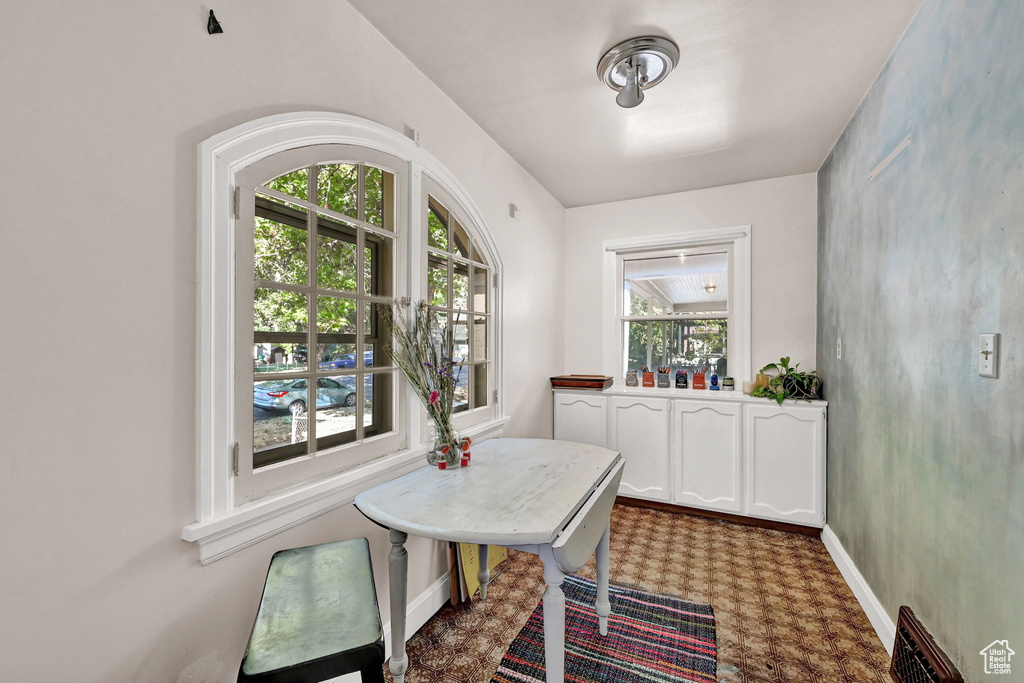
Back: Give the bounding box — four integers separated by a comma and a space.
979, 333, 999, 378
836, 337, 842, 360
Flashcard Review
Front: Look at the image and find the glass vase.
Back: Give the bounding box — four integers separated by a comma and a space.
428, 417, 461, 468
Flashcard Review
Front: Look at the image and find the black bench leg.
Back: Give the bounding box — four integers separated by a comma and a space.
360, 662, 386, 683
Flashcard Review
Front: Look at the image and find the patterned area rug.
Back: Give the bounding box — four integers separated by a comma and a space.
491, 574, 717, 683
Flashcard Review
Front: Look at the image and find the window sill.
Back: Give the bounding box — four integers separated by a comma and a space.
182, 416, 510, 564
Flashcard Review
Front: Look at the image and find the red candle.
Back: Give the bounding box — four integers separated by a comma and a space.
438, 461, 447, 470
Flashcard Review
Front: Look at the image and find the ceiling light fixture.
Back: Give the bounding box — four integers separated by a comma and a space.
598, 36, 679, 109
704, 281, 717, 293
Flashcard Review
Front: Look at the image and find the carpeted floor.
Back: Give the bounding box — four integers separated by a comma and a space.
383, 504, 892, 682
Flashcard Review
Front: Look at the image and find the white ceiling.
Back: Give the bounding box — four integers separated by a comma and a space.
349, 0, 923, 208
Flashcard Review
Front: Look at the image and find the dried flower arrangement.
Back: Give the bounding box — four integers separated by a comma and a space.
380, 303, 469, 466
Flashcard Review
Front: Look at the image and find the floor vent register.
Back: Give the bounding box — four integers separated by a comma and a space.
889, 606, 963, 683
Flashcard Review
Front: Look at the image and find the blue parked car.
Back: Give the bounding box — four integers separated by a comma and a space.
318, 351, 374, 369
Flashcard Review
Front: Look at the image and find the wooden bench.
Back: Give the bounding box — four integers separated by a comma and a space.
238, 538, 385, 683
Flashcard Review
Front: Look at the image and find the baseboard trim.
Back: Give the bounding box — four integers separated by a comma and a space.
616, 496, 822, 537
821, 524, 896, 654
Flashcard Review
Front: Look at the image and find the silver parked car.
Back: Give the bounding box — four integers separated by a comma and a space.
253, 377, 356, 415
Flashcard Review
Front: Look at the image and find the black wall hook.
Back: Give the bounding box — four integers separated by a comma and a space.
207, 9, 223, 34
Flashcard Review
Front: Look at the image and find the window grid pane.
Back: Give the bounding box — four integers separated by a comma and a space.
623, 318, 728, 378
254, 216, 308, 286
316, 229, 358, 293
427, 254, 448, 307
472, 317, 488, 361
472, 364, 488, 408
254, 288, 308, 334
264, 169, 308, 202
623, 251, 729, 317
316, 163, 359, 218
428, 201, 448, 250
365, 166, 396, 230
253, 378, 308, 466
452, 261, 469, 311
472, 267, 489, 312
451, 217, 470, 258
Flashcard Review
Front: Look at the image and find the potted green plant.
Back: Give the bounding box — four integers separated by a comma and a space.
750, 356, 822, 405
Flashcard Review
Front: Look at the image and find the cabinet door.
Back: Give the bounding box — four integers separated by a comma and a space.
608, 397, 671, 501
553, 393, 608, 448
744, 404, 825, 526
674, 400, 742, 514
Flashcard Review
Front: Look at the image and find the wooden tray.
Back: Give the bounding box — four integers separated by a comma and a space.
550, 374, 614, 390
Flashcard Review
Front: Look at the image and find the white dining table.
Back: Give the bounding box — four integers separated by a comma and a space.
354, 437, 624, 683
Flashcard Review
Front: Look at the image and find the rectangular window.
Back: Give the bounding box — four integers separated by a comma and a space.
620, 247, 730, 378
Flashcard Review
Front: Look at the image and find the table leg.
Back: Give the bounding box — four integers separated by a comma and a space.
388, 529, 409, 683
538, 545, 565, 683
595, 521, 611, 636
477, 544, 490, 600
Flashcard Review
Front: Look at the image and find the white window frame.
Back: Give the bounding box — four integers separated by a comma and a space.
183, 112, 507, 563
602, 226, 751, 386
235, 145, 411, 501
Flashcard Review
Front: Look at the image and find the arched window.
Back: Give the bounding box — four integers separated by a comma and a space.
422, 176, 494, 428
185, 114, 504, 562
234, 145, 408, 500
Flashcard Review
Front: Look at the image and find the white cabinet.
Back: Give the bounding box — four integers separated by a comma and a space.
553, 393, 608, 448
673, 400, 743, 514
608, 396, 671, 502
551, 389, 827, 528
744, 403, 825, 526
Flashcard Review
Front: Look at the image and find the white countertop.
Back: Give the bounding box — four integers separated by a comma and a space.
553, 384, 828, 407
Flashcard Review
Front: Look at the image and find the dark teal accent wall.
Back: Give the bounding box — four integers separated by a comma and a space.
817, 1, 1024, 679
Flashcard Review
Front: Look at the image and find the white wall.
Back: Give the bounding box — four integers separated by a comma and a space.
0, 2, 564, 681
564, 174, 819, 379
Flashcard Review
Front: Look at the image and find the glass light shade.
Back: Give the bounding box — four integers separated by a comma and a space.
615, 64, 644, 108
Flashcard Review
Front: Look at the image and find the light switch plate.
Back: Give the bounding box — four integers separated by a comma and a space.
979, 333, 999, 378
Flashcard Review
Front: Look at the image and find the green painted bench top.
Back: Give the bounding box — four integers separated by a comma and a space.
239, 538, 384, 682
